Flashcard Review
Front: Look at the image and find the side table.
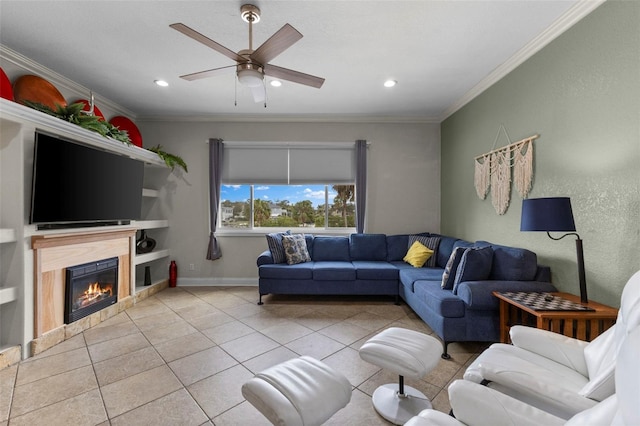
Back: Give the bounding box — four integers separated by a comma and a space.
493, 291, 618, 343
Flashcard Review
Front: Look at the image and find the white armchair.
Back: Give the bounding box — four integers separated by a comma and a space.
404, 323, 640, 426
462, 270, 640, 419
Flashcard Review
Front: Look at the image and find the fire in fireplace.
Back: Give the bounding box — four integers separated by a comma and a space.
65, 257, 118, 323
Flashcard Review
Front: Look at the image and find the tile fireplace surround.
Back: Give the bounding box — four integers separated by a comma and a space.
30, 229, 139, 356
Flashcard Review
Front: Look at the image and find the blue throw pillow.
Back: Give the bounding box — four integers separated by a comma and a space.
452, 246, 494, 294
441, 246, 467, 290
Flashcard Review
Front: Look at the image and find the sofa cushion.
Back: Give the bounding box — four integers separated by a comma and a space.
312, 236, 350, 261
386, 234, 410, 261
453, 246, 494, 294
313, 261, 356, 281
399, 267, 446, 291
265, 230, 291, 264
403, 241, 433, 268
259, 263, 313, 280
282, 234, 311, 265
414, 281, 465, 318
408, 235, 441, 267
479, 242, 538, 281
352, 261, 399, 280
441, 246, 467, 290
350, 234, 387, 261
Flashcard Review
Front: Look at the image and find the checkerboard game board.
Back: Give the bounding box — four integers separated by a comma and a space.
499, 291, 595, 311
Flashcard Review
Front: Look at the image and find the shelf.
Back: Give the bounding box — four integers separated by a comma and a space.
142, 188, 159, 198
135, 249, 170, 266
0, 228, 16, 244
0, 99, 165, 166
133, 220, 168, 230
0, 287, 18, 305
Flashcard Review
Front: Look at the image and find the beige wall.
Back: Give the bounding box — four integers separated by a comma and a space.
137, 120, 440, 284
441, 1, 640, 307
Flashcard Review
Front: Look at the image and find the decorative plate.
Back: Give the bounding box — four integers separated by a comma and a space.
109, 116, 143, 147
0, 68, 14, 101
13, 74, 67, 110
73, 99, 105, 121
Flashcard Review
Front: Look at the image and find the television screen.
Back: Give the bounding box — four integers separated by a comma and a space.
30, 131, 144, 227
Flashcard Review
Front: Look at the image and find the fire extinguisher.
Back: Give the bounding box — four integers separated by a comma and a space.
169, 260, 177, 287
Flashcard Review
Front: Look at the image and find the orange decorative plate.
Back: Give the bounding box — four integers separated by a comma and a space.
0, 68, 14, 101
13, 75, 67, 110
109, 116, 143, 147
73, 99, 105, 121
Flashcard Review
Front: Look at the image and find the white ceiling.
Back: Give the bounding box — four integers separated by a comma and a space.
0, 1, 601, 121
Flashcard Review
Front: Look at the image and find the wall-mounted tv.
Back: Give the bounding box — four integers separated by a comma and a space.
30, 131, 144, 229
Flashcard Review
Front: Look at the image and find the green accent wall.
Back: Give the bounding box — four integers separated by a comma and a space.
441, 1, 639, 307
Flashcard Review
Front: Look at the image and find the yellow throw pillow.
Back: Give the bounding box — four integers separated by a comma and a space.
403, 241, 434, 268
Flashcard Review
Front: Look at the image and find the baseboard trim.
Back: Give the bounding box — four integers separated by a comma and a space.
176, 277, 258, 287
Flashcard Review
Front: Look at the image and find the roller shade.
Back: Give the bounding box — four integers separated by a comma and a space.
222, 142, 355, 185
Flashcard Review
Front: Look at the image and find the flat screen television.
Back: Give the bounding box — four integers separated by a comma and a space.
30, 131, 144, 229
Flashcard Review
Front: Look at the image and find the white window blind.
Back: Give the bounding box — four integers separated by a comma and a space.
222, 142, 355, 185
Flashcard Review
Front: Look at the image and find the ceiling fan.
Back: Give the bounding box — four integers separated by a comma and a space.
170, 4, 325, 103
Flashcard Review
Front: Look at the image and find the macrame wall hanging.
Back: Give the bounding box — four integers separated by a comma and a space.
474, 125, 538, 215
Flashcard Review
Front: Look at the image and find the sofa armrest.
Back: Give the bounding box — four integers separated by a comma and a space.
257, 250, 275, 266
510, 325, 589, 375
456, 280, 558, 310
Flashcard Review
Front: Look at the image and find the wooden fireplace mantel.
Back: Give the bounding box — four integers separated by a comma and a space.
32, 228, 136, 337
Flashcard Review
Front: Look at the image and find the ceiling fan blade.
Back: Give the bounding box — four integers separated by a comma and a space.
264, 64, 325, 89
170, 23, 245, 63
179, 65, 236, 81
250, 24, 302, 65
250, 85, 266, 103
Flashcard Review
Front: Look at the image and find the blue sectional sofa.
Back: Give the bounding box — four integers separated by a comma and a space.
256, 233, 557, 358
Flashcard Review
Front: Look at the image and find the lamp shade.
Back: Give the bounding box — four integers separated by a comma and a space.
521, 197, 576, 232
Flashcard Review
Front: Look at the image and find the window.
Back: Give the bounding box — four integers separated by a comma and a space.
220, 184, 355, 229
219, 141, 357, 231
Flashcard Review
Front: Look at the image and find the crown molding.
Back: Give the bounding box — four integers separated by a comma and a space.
0, 44, 137, 119
438, 0, 607, 122
136, 113, 440, 124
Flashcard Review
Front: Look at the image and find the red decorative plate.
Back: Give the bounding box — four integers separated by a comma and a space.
13, 74, 67, 110
0, 68, 14, 101
109, 116, 143, 147
73, 99, 105, 121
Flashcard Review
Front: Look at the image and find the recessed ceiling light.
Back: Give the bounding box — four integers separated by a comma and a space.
384, 79, 397, 88
154, 80, 169, 87
270, 80, 282, 87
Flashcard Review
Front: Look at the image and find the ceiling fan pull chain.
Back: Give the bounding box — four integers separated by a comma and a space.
234, 76, 238, 106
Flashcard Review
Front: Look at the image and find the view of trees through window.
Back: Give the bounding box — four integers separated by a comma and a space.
220, 184, 355, 229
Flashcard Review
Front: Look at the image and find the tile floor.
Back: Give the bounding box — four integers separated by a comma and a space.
1, 286, 487, 425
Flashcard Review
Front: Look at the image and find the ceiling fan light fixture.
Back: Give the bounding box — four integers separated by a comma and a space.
384, 79, 397, 88
270, 80, 282, 87
237, 68, 264, 87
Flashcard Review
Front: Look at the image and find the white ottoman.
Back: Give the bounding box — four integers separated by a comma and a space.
241, 356, 352, 426
359, 327, 442, 425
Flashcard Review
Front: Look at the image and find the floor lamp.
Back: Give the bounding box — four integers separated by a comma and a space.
520, 197, 588, 303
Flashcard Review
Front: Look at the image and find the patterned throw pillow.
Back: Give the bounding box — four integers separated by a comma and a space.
282, 234, 311, 265
265, 230, 291, 264
441, 247, 467, 289
408, 235, 441, 267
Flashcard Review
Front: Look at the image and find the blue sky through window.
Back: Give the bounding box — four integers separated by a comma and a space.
221, 185, 336, 207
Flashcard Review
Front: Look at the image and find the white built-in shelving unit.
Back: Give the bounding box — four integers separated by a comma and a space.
0, 97, 170, 358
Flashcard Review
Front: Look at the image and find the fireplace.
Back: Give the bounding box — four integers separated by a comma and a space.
65, 257, 118, 323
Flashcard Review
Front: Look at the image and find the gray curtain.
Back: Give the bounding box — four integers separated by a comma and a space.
355, 139, 367, 233
207, 139, 223, 260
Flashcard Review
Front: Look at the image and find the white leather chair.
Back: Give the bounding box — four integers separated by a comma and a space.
462, 270, 640, 419
404, 322, 640, 426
